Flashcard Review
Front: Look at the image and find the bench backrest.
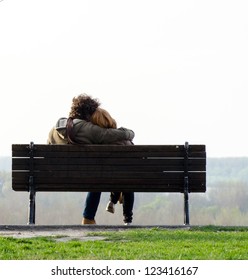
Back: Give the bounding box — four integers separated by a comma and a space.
12, 143, 206, 193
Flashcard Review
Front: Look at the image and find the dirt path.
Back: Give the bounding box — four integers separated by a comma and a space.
0, 225, 189, 241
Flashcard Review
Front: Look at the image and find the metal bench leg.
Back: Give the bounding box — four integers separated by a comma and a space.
184, 180, 190, 225
28, 141, 35, 225
184, 141, 190, 225
28, 187, 36, 225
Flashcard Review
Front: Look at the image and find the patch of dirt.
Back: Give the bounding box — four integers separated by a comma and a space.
0, 225, 189, 242
0, 228, 105, 242
0, 225, 112, 242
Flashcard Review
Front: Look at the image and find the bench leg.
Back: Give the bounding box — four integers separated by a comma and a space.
184, 190, 189, 225
28, 188, 36, 225
28, 142, 36, 225
184, 176, 190, 225
183, 142, 190, 225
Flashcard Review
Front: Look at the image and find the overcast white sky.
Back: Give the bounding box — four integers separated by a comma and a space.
0, 0, 247, 157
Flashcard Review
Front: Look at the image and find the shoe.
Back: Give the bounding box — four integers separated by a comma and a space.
82, 218, 96, 225
106, 201, 115, 214
124, 222, 131, 226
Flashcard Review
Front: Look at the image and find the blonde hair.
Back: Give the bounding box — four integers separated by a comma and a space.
91, 108, 117, 129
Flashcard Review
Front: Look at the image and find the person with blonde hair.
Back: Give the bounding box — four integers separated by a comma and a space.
91, 107, 134, 225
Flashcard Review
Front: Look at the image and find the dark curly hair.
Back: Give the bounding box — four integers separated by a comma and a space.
68, 94, 100, 121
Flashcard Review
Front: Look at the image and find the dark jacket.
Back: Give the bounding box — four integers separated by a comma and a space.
47, 118, 135, 145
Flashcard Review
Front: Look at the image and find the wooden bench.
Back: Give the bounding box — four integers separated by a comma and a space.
12, 142, 206, 225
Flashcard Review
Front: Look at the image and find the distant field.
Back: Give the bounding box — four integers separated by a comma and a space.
0, 226, 248, 260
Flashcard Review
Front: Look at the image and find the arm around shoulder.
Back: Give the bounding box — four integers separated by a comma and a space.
118, 127, 135, 141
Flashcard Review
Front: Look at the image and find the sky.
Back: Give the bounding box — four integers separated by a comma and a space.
0, 0, 247, 157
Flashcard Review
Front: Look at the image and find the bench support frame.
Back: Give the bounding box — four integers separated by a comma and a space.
27, 141, 191, 225
184, 142, 189, 225
28, 142, 36, 225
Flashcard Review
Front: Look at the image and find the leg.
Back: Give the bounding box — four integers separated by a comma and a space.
106, 192, 121, 214
122, 192, 134, 224
110, 192, 121, 204
82, 192, 101, 223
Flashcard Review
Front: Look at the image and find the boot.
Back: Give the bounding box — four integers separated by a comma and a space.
82, 218, 96, 225
106, 201, 115, 213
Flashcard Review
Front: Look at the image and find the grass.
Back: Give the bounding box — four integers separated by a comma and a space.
1, 226, 248, 260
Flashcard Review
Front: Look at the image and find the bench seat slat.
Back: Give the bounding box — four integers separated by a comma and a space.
12, 144, 205, 157
12, 164, 206, 172
12, 170, 205, 179
12, 150, 206, 158
12, 158, 206, 172
12, 173, 206, 192
12, 144, 205, 152
12, 183, 205, 193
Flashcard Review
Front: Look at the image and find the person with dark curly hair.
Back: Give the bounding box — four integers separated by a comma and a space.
91, 107, 134, 225
47, 94, 135, 225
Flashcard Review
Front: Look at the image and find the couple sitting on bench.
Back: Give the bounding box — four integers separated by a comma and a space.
47, 94, 135, 225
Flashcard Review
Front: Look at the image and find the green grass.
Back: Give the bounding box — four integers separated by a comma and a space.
1, 226, 248, 260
